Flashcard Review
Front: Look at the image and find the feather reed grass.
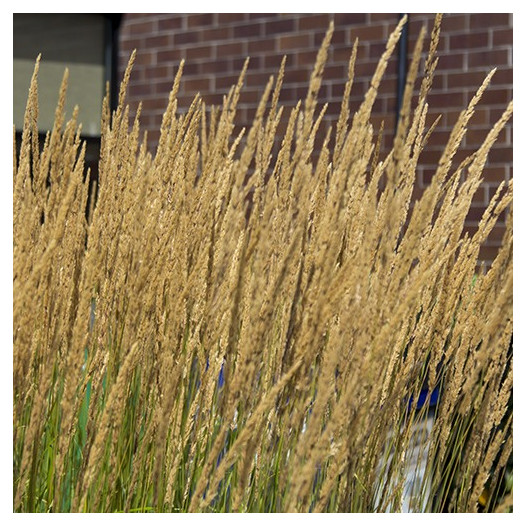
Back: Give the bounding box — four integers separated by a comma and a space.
13, 15, 512, 512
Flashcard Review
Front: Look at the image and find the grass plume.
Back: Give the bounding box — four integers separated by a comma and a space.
13, 16, 512, 513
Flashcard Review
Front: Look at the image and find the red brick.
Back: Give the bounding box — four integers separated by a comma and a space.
437, 52, 465, 71
349, 24, 384, 41
317, 28, 347, 46
158, 17, 183, 31
264, 54, 287, 70
176, 94, 198, 108
234, 56, 261, 71
147, 129, 160, 145
279, 86, 298, 103
449, 31, 489, 50
440, 14, 469, 33
285, 68, 309, 84
197, 59, 229, 76
246, 71, 274, 88
468, 49, 509, 68
215, 74, 242, 90
370, 14, 396, 22
144, 35, 171, 48
488, 147, 512, 164
354, 61, 378, 78
493, 28, 512, 47
264, 18, 295, 36
491, 67, 513, 86
204, 93, 226, 106
133, 50, 155, 67
382, 96, 397, 112
297, 50, 319, 66
369, 42, 390, 58
506, 124, 513, 144
370, 114, 395, 132
173, 32, 200, 46
408, 17, 428, 37
420, 168, 436, 187
384, 20, 402, 39
415, 32, 448, 53
117, 11, 514, 256
156, 48, 186, 67
482, 166, 509, 183
409, 13, 432, 21
278, 34, 311, 51
425, 110, 446, 130
147, 65, 171, 80
248, 38, 275, 55
217, 13, 247, 25
154, 80, 176, 95
448, 71, 490, 89
129, 82, 152, 98
471, 186, 487, 205
187, 13, 214, 27
468, 108, 490, 127
430, 73, 446, 90
487, 184, 508, 202
141, 97, 170, 112
418, 148, 444, 165
216, 41, 244, 57
422, 129, 452, 149
352, 80, 368, 99
318, 84, 330, 101
203, 26, 232, 41
443, 110, 460, 128
324, 100, 345, 116
234, 108, 248, 125
490, 108, 513, 123
334, 13, 367, 26
463, 224, 479, 239
470, 13, 510, 28
183, 77, 211, 93
298, 14, 331, 31
322, 64, 346, 81
119, 38, 136, 54
484, 224, 507, 245
382, 60, 396, 77
247, 13, 274, 21
479, 88, 512, 106
124, 20, 155, 36
239, 89, 266, 105
466, 128, 506, 147
328, 82, 344, 98
185, 45, 213, 61
234, 22, 263, 38
377, 77, 397, 94
477, 245, 501, 263
466, 204, 507, 224
181, 62, 199, 76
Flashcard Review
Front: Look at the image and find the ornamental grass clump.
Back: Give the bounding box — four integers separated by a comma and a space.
13, 15, 512, 513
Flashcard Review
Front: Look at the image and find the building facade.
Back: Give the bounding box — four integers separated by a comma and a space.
118, 13, 512, 264
13, 13, 512, 264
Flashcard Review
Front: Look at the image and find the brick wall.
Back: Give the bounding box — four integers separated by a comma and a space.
118, 13, 512, 263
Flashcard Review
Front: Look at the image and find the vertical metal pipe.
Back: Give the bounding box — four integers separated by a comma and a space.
104, 14, 122, 113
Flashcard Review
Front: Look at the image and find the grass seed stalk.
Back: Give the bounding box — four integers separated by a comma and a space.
13, 16, 512, 513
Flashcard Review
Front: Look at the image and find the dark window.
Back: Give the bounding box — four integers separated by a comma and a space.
13, 13, 121, 179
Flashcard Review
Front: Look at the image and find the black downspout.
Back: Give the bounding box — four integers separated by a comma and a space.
104, 14, 122, 114
395, 13, 409, 134
86, 14, 122, 220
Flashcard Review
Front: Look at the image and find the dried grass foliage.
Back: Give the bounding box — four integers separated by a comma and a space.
13, 16, 512, 512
